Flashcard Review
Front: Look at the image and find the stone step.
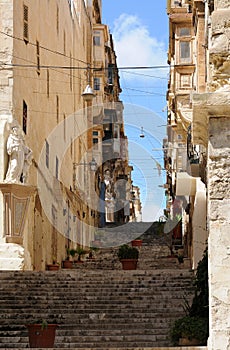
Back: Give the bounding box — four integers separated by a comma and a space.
0, 239, 195, 349
0, 347, 207, 350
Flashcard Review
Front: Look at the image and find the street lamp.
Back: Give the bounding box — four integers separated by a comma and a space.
81, 84, 95, 102
139, 126, 145, 138
81, 64, 95, 102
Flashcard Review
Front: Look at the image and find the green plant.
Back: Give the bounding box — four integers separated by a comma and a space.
177, 254, 184, 264
170, 247, 209, 346
190, 247, 208, 318
117, 244, 139, 260
88, 246, 99, 258
65, 247, 71, 260
170, 316, 208, 345
51, 256, 59, 265
75, 247, 87, 261
69, 249, 76, 259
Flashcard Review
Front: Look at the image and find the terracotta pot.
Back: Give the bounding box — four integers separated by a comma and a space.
27, 324, 57, 348
179, 337, 201, 346
131, 239, 142, 247
62, 260, 73, 269
46, 264, 59, 271
120, 259, 138, 270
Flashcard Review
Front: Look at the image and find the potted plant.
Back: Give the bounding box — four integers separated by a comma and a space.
117, 244, 139, 270
170, 247, 209, 346
87, 246, 98, 260
131, 237, 143, 247
27, 319, 58, 348
46, 257, 60, 271
74, 247, 87, 263
170, 315, 208, 346
62, 247, 75, 268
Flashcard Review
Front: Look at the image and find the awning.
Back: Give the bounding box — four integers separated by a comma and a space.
176, 172, 197, 196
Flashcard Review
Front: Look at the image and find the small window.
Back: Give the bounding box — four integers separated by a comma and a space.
93, 131, 99, 136
46, 140, 49, 168
94, 77, 100, 91
56, 5, 59, 34
93, 138, 99, 150
56, 95, 59, 123
63, 114, 66, 141
47, 69, 49, 97
36, 40, 40, 74
93, 31, 101, 46
63, 31, 66, 55
108, 64, 114, 85
23, 100, 27, 134
179, 27, 190, 37
180, 41, 191, 62
70, 52, 72, 91
55, 156, 59, 179
23, 4, 29, 43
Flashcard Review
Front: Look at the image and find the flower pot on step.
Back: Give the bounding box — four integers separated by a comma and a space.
131, 239, 142, 247
46, 264, 59, 271
62, 260, 73, 268
120, 259, 138, 270
27, 324, 58, 348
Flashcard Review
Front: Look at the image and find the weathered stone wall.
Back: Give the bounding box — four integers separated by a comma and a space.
215, 0, 230, 10
208, 116, 230, 350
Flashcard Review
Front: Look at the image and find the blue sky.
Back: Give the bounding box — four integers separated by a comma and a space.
102, 1, 169, 221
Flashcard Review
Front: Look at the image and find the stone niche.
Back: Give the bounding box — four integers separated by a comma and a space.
0, 183, 35, 270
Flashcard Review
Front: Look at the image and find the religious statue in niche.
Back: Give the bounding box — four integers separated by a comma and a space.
104, 169, 115, 222
4, 122, 33, 184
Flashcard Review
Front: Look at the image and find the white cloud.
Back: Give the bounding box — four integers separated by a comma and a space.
113, 14, 167, 72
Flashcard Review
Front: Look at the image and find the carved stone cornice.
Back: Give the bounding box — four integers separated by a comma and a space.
192, 92, 230, 146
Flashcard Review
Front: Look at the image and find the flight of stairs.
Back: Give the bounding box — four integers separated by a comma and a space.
0, 269, 195, 348
0, 224, 204, 349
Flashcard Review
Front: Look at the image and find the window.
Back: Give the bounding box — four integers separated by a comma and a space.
94, 77, 100, 91
93, 131, 99, 150
70, 52, 72, 91
23, 100, 27, 134
63, 31, 66, 55
63, 114, 66, 141
23, 4, 29, 43
36, 40, 40, 74
93, 31, 101, 46
47, 69, 49, 97
56, 95, 59, 123
179, 27, 190, 37
56, 5, 59, 34
46, 140, 49, 168
93, 138, 99, 150
180, 41, 191, 62
55, 156, 59, 179
108, 64, 114, 85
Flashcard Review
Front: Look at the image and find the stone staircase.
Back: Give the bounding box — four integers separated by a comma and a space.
0, 224, 202, 349
0, 269, 195, 348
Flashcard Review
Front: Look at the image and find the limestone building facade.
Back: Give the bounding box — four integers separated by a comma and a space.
167, 0, 230, 348
0, 0, 133, 270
